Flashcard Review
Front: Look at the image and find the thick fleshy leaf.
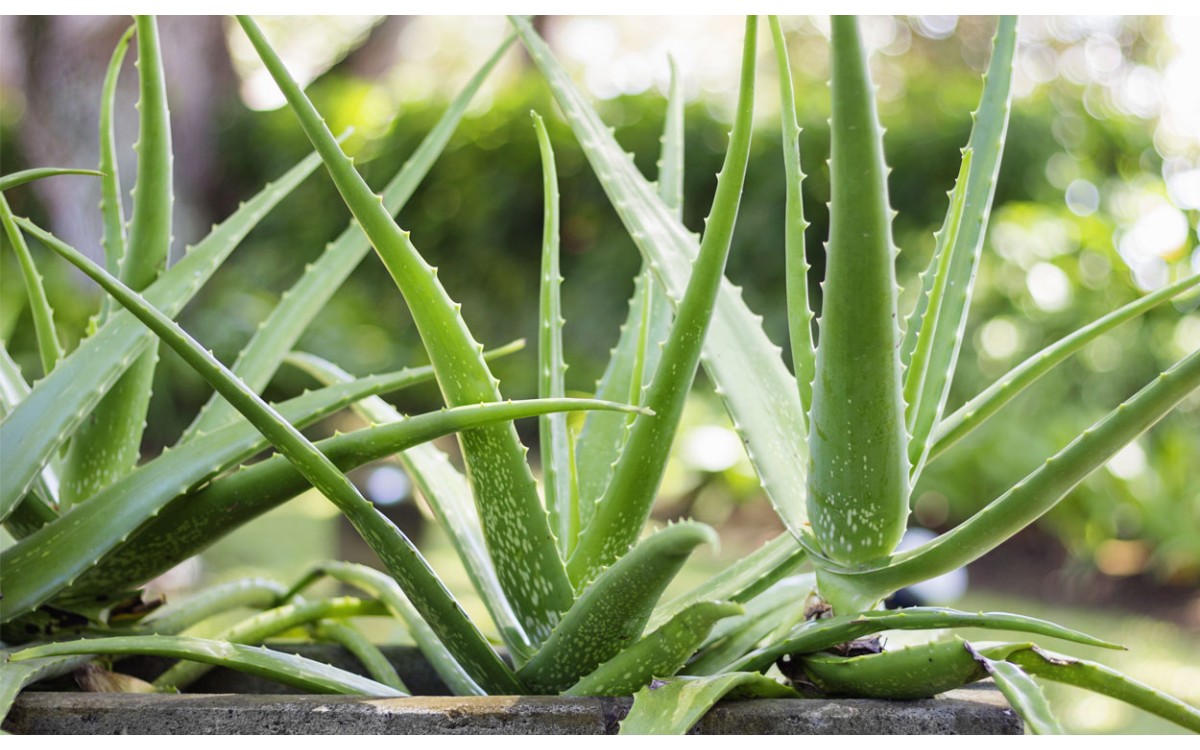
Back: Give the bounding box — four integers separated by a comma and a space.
286, 349, 534, 665
98, 25, 133, 305
312, 619, 408, 694
518, 521, 717, 695
566, 17, 758, 586
967, 643, 1063, 734
619, 672, 798, 735
512, 16, 811, 545
62, 15, 175, 509
10, 637, 406, 697
0, 143, 327, 520
807, 16, 909, 575
1, 195, 64, 376
238, 16, 574, 644
684, 575, 813, 676
565, 601, 742, 697
0, 168, 103, 192
138, 578, 287, 635
181, 34, 514, 441
18, 221, 523, 696
795, 637, 991, 699
0, 343, 58, 539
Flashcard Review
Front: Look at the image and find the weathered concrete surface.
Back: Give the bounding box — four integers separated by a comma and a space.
6, 686, 1020, 734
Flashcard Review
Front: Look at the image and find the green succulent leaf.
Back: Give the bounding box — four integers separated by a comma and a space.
153, 597, 387, 691
0, 141, 327, 522
312, 619, 408, 694
181, 34, 514, 441
292, 561, 485, 696
729, 606, 1120, 674
966, 643, 1063, 734
137, 578, 288, 635
284, 347, 534, 665
518, 521, 717, 695
566, 16, 758, 586
1, 652, 94, 728
901, 16, 1018, 479
684, 575, 813, 676
565, 601, 743, 697
238, 15, 574, 645
0, 168, 103, 193
929, 272, 1200, 462
795, 637, 991, 700
807, 16, 910, 576
1, 195, 64, 376
619, 672, 798, 735
9, 637, 406, 697
511, 15, 812, 547
98, 24, 134, 311
61, 15, 175, 509
16, 219, 523, 696
1002, 644, 1200, 733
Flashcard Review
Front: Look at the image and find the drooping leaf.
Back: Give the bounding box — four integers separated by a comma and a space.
312, 619, 408, 694
684, 575, 813, 676
967, 643, 1063, 734
518, 521, 717, 695
138, 578, 287, 635
619, 672, 798, 735
0, 168, 103, 192
566, 16, 758, 586
238, 16, 574, 645
795, 637, 991, 699
10, 637, 406, 697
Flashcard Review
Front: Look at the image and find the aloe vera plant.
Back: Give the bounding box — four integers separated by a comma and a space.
3, 14, 1197, 737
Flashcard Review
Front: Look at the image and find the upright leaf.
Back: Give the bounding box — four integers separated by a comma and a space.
512, 16, 811, 543
807, 16, 909, 578
532, 111, 577, 557
566, 16, 758, 586
62, 16, 174, 508
902, 17, 1018, 478
1, 194, 65, 375
181, 34, 514, 441
769, 16, 816, 421
97, 25, 134, 320
237, 16, 574, 644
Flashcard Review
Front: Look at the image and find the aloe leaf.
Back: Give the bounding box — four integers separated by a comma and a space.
294, 562, 483, 696
0, 342, 59, 539
181, 35, 513, 442
532, 111, 577, 558
929, 272, 1200, 461
3, 349, 466, 615
796, 637, 990, 700
312, 619, 408, 694
512, 16, 811, 545
518, 521, 717, 695
769, 16, 815, 420
62, 396, 639, 606
902, 17, 1018, 478
10, 637, 406, 696
575, 58, 682, 533
684, 576, 812, 676
903, 150, 973, 436
564, 601, 743, 697
566, 17, 758, 586
1004, 645, 1200, 733
966, 643, 1063, 734
649, 531, 808, 630
154, 597, 387, 690
0, 145, 324, 525
1, 652, 94, 727
238, 16, 574, 644
97, 24, 134, 320
729, 606, 1120, 674
61, 16, 175, 509
619, 672, 798, 735
16, 222, 524, 696
828, 346, 1200, 607
286, 349, 534, 665
808, 16, 909, 575
138, 578, 287, 635
2, 195, 65, 376
0, 168, 103, 192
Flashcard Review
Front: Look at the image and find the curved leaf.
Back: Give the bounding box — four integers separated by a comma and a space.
619, 672, 798, 735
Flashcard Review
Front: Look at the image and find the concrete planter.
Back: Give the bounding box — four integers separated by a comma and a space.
4, 645, 1022, 735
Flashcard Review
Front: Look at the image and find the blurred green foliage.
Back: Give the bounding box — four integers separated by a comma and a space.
2, 16, 1196, 585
